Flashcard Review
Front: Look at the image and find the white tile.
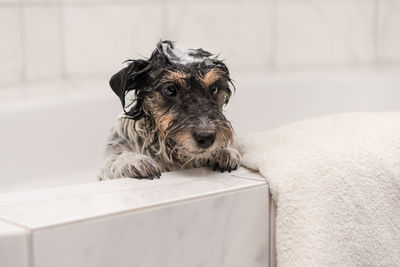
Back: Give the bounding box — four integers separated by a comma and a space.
0, 168, 264, 229
378, 1, 400, 64
276, 0, 375, 68
0, 220, 29, 267
0, 7, 22, 86
23, 6, 62, 81
165, 2, 273, 73
32, 186, 269, 267
64, 4, 163, 77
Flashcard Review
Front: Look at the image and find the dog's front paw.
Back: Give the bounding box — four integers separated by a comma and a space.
112, 152, 161, 180
213, 147, 241, 173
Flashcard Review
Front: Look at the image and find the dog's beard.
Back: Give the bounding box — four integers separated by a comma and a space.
163, 124, 233, 167
172, 144, 217, 169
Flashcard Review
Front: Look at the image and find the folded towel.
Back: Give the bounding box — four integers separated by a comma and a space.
238, 112, 400, 266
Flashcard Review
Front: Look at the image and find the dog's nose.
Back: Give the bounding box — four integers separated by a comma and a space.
193, 132, 216, 149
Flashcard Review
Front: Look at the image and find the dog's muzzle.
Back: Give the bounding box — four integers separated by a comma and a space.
192, 131, 216, 149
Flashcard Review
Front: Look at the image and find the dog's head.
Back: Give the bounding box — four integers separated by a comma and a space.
110, 40, 234, 162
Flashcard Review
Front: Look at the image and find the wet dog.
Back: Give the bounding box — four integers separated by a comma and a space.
98, 41, 240, 180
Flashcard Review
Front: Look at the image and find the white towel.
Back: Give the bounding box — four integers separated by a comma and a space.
237, 112, 400, 267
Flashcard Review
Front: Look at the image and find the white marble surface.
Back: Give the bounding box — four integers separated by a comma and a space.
276, 0, 375, 68
0, 168, 268, 267
32, 185, 269, 267
0, 168, 265, 229
0, 220, 29, 267
166, 2, 272, 72
378, 1, 400, 64
63, 4, 163, 76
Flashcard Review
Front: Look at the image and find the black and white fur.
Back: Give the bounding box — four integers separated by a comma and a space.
98, 41, 240, 180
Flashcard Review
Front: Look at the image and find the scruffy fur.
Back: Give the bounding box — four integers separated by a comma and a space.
98, 41, 241, 180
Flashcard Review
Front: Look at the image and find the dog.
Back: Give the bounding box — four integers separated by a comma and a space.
98, 41, 241, 180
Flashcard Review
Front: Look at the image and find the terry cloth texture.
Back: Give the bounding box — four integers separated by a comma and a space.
237, 112, 400, 267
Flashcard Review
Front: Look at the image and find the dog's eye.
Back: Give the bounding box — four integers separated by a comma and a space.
163, 86, 177, 97
210, 85, 218, 95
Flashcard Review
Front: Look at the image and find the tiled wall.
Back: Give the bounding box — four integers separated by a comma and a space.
0, 0, 399, 88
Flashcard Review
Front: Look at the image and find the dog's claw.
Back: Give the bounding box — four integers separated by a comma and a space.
115, 153, 162, 180
213, 163, 218, 171
212, 147, 241, 174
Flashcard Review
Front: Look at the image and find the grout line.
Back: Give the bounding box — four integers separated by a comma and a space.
19, 1, 27, 87
232, 174, 266, 182
30, 183, 266, 232
373, 0, 380, 69
59, 0, 67, 80
0, 1, 158, 7
269, 193, 277, 267
270, 0, 278, 71
268, 193, 272, 267
27, 229, 35, 267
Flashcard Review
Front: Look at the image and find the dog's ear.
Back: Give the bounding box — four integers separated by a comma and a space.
109, 59, 150, 113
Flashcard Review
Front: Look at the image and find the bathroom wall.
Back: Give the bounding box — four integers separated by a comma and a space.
0, 0, 399, 89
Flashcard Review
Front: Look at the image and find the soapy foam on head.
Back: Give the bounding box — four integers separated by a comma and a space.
160, 42, 214, 65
